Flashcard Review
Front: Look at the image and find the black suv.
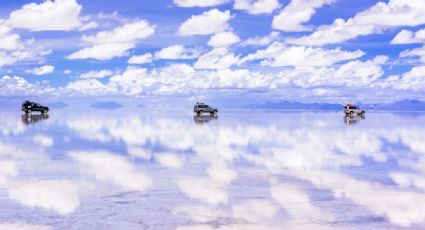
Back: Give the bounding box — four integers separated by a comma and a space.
22, 101, 49, 114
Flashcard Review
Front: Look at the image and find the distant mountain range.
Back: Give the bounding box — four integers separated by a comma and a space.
247, 100, 425, 111
247, 101, 343, 110
48, 102, 68, 109
91, 101, 123, 110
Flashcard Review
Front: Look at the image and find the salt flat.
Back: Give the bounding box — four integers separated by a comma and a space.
0, 109, 424, 229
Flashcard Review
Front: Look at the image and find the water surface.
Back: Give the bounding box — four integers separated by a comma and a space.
0, 109, 425, 229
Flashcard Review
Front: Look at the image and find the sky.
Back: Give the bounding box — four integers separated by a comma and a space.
0, 0, 425, 103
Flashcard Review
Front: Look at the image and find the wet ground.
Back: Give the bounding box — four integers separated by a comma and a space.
0, 109, 425, 229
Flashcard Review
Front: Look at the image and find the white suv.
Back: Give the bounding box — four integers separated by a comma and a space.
193, 103, 218, 115
344, 104, 365, 116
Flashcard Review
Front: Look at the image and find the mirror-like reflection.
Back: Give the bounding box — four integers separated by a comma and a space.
193, 114, 218, 124
21, 113, 49, 125
0, 110, 425, 229
344, 113, 366, 125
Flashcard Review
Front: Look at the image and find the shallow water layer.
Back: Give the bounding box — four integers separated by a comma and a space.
0, 109, 425, 229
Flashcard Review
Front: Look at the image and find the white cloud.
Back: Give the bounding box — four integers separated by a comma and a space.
155, 153, 184, 169
67, 20, 155, 60
173, 0, 230, 7
194, 48, 240, 69
272, 0, 334, 32
26, 65, 55, 75
0, 24, 50, 67
32, 135, 54, 147
0, 24, 21, 51
232, 200, 277, 222
0, 76, 55, 96
69, 150, 153, 191
178, 9, 231, 36
178, 177, 228, 205
239, 31, 279, 47
383, 66, 425, 90
391, 29, 425, 44
8, 180, 79, 215
400, 46, 425, 63
241, 42, 364, 67
64, 69, 72, 75
155, 45, 201, 59
65, 78, 107, 95
79, 70, 113, 79
67, 43, 135, 60
207, 31, 240, 47
6, 0, 87, 31
128, 53, 153, 64
81, 21, 155, 44
286, 55, 388, 88
288, 0, 425, 45
234, 0, 280, 15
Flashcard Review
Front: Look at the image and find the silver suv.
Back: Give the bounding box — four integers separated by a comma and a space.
193, 103, 218, 115
344, 104, 365, 116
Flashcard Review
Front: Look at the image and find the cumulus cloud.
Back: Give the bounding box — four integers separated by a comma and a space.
79, 70, 113, 79
391, 29, 425, 44
67, 43, 135, 60
383, 66, 425, 91
241, 42, 364, 67
6, 0, 91, 31
234, 0, 280, 14
32, 135, 54, 147
273, 0, 334, 32
0, 76, 55, 96
128, 53, 153, 64
400, 46, 425, 63
67, 20, 155, 60
178, 9, 231, 36
69, 150, 153, 191
286, 55, 388, 88
289, 0, 425, 45
194, 48, 240, 69
8, 180, 79, 215
207, 31, 240, 47
173, 0, 230, 7
239, 31, 279, 47
155, 45, 201, 59
26, 65, 55, 76
0, 24, 50, 67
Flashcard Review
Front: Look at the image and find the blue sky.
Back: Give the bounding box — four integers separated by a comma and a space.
0, 0, 425, 103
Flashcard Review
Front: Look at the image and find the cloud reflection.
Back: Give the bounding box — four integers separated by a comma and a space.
1, 111, 425, 228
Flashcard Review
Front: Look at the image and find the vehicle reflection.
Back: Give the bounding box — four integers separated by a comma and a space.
344, 114, 365, 125
2, 111, 425, 228
193, 114, 218, 124
21, 113, 49, 125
